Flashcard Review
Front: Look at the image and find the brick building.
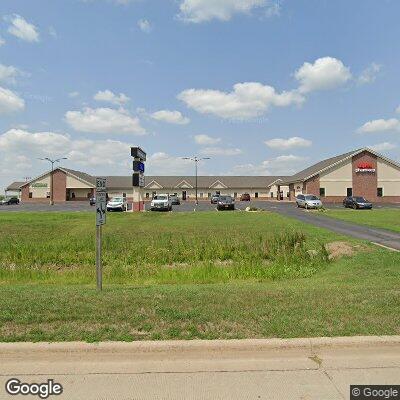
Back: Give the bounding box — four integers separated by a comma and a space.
7, 148, 400, 204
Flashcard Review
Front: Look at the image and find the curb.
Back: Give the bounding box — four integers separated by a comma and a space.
0, 336, 399, 355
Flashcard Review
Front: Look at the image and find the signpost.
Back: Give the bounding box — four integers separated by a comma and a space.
131, 147, 146, 211
95, 177, 107, 290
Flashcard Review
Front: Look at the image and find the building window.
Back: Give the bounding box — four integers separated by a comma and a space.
123, 193, 127, 198
46, 192, 51, 199
234, 192, 237, 198
152, 191, 156, 198
200, 193, 204, 198
29, 192, 33, 198
319, 188, 325, 197
270, 192, 274, 198
377, 187, 383, 197
216, 191, 220, 195
208, 193, 211, 198
145, 193, 149, 199
347, 188, 353, 197
255, 192, 259, 198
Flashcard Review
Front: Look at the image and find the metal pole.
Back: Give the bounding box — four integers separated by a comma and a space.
195, 158, 198, 205
50, 161, 54, 205
96, 225, 102, 290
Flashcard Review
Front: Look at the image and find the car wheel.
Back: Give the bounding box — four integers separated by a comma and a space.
353, 204, 357, 210
296, 202, 300, 208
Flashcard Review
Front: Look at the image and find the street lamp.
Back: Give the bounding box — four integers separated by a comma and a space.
182, 156, 210, 205
38, 157, 68, 205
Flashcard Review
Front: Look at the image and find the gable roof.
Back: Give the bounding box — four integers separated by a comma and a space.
62, 168, 96, 186
6, 181, 25, 191
280, 149, 361, 184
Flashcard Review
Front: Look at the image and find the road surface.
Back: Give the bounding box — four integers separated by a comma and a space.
0, 337, 399, 399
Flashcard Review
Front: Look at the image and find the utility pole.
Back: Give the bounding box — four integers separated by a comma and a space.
182, 156, 211, 205
38, 157, 67, 205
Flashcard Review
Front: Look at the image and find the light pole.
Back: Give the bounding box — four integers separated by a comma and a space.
182, 156, 210, 205
38, 157, 67, 205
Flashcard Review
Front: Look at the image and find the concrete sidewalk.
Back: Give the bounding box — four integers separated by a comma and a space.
1, 336, 399, 399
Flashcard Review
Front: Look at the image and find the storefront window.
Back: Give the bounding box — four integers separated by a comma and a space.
319, 188, 325, 197
347, 188, 353, 197
377, 187, 383, 197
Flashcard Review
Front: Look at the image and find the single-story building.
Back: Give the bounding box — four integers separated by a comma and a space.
5, 182, 25, 199
6, 148, 400, 203
277, 148, 400, 202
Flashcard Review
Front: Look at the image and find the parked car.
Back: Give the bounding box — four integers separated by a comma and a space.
217, 195, 235, 211
89, 196, 96, 206
296, 194, 323, 209
240, 193, 251, 201
150, 194, 172, 211
210, 194, 220, 204
106, 196, 127, 212
169, 194, 180, 205
0, 197, 19, 205
343, 196, 372, 209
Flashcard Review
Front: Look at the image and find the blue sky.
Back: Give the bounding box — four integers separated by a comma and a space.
1, 0, 400, 191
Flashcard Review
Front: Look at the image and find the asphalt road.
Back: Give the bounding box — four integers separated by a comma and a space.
0, 337, 399, 400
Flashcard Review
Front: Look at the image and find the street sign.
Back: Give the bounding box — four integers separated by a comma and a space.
132, 173, 145, 187
131, 147, 147, 161
96, 177, 107, 192
95, 192, 107, 226
95, 177, 107, 291
132, 161, 145, 173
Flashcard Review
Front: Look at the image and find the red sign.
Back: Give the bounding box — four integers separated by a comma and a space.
357, 162, 374, 169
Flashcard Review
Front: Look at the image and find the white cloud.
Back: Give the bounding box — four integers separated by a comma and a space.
65, 107, 146, 135
6, 15, 40, 42
68, 91, 80, 98
93, 90, 130, 106
357, 118, 400, 134
0, 87, 25, 114
368, 142, 397, 152
178, 82, 304, 119
0, 128, 137, 191
227, 154, 307, 175
138, 19, 153, 33
194, 134, 221, 145
264, 136, 312, 150
147, 152, 193, 175
178, 0, 274, 23
151, 110, 190, 125
200, 146, 242, 156
0, 36, 5, 46
0, 64, 22, 84
295, 57, 352, 93
396, 105, 400, 114
357, 63, 381, 85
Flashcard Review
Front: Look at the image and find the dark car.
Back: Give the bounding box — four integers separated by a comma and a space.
89, 196, 96, 206
169, 194, 180, 205
240, 193, 251, 201
343, 196, 372, 209
210, 194, 220, 204
0, 197, 19, 205
217, 195, 235, 211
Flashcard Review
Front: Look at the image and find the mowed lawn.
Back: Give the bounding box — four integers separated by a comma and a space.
325, 208, 400, 233
0, 211, 399, 342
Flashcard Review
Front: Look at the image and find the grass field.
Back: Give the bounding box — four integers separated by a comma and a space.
325, 208, 400, 233
0, 211, 399, 342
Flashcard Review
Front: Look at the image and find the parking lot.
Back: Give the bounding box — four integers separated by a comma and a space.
1, 199, 399, 213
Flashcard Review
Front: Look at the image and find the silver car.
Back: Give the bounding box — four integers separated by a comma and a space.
296, 194, 323, 209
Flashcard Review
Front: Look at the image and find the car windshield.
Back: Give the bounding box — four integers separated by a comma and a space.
305, 195, 319, 200
354, 197, 367, 202
112, 197, 123, 202
219, 196, 231, 201
155, 195, 167, 200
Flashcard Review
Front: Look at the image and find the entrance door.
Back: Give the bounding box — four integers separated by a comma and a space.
347, 188, 353, 197
182, 191, 187, 201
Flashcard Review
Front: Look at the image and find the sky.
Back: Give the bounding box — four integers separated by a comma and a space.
1, 0, 400, 191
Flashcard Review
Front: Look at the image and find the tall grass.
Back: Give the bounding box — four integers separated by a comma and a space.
0, 212, 332, 284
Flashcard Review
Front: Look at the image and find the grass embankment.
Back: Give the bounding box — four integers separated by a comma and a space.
325, 208, 400, 233
0, 211, 399, 341
0, 211, 338, 285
